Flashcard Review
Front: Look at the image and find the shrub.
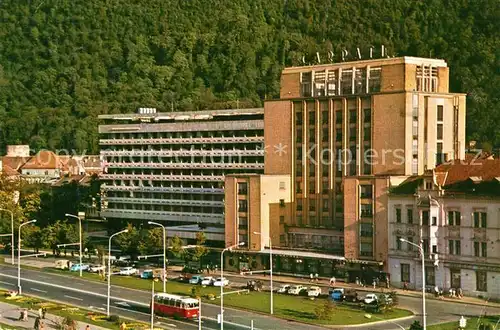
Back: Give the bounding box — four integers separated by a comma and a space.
409, 320, 423, 330
206, 294, 215, 300
108, 315, 120, 324
314, 300, 335, 320
191, 286, 201, 298
57, 316, 77, 330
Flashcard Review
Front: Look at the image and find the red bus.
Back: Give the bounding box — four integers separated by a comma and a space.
153, 293, 199, 319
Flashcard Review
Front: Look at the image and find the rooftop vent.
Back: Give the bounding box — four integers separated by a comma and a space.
138, 108, 157, 114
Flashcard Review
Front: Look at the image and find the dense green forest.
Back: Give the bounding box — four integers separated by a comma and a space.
0, 0, 498, 153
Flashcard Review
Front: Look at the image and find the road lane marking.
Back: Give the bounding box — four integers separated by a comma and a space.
64, 295, 83, 301
31, 288, 47, 293
0, 280, 13, 286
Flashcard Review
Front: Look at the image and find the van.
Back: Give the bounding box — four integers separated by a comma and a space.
55, 260, 70, 270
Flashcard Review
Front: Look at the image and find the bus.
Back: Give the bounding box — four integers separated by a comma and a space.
152, 293, 199, 319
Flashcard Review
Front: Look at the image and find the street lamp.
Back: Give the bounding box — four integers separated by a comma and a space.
220, 242, 244, 330
107, 229, 128, 316
65, 213, 83, 277
0, 209, 15, 265
18, 220, 36, 295
150, 278, 158, 330
148, 221, 167, 293
400, 238, 426, 329
253, 231, 273, 315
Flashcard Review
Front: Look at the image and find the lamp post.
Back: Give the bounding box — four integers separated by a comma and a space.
220, 242, 244, 330
148, 221, 167, 293
65, 213, 83, 277
400, 238, 426, 329
150, 278, 158, 330
0, 209, 14, 265
253, 231, 273, 315
107, 229, 128, 317
18, 220, 36, 295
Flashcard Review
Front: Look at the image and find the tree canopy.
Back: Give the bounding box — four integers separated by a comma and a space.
0, 0, 498, 152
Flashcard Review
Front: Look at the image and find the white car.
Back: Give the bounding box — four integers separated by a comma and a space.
213, 277, 229, 287
307, 286, 321, 297
88, 265, 105, 273
277, 284, 291, 293
364, 293, 378, 304
119, 267, 138, 276
201, 276, 215, 286
288, 285, 306, 295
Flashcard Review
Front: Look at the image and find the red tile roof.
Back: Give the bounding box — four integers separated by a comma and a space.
435, 159, 500, 187
21, 151, 62, 170
1, 156, 30, 171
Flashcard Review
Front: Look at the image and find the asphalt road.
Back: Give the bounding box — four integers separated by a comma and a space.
0, 265, 325, 330
221, 273, 500, 329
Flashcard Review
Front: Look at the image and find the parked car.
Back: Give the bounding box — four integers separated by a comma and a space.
88, 265, 105, 273
364, 293, 378, 304
55, 260, 71, 270
288, 285, 306, 295
213, 277, 229, 287
245, 280, 263, 292
201, 276, 215, 286
277, 284, 291, 294
189, 275, 204, 285
330, 288, 344, 301
308, 286, 321, 297
119, 267, 138, 276
141, 269, 163, 279
70, 264, 89, 272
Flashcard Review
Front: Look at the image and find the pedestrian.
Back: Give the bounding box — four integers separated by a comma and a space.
38, 307, 43, 319
120, 322, 127, 330
310, 273, 313, 283
23, 309, 28, 321
457, 287, 463, 299
386, 277, 390, 289
355, 277, 360, 286
403, 281, 408, 291
34, 316, 40, 330
39, 320, 44, 330
329, 276, 336, 287
41, 308, 46, 319
314, 273, 318, 283
86, 325, 91, 330
373, 278, 376, 289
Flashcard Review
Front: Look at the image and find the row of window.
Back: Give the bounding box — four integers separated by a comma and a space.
395, 207, 488, 228
296, 108, 372, 126
102, 130, 263, 140
395, 236, 489, 258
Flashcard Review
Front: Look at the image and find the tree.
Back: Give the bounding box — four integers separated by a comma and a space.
170, 235, 186, 261
21, 225, 43, 252
138, 227, 164, 256
191, 232, 209, 265
114, 224, 141, 257
314, 300, 335, 320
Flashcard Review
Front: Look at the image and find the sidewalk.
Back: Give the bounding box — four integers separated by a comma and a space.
212, 270, 500, 309
0, 301, 109, 330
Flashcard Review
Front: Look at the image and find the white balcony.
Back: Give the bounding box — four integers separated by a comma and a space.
99, 136, 264, 145
100, 174, 224, 182
100, 149, 264, 157
105, 162, 264, 170
101, 209, 223, 224
100, 184, 224, 194
105, 197, 224, 207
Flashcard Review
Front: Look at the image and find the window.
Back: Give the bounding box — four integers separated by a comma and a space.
360, 223, 373, 237
473, 212, 487, 228
361, 204, 373, 217
474, 242, 487, 257
368, 67, 381, 92
239, 217, 248, 227
238, 183, 248, 195
297, 200, 303, 211
354, 68, 366, 94
279, 199, 285, 207
238, 200, 247, 212
300, 72, 312, 97
279, 181, 286, 190
342, 70, 353, 95
396, 236, 402, 250
349, 110, 357, 124
422, 211, 429, 225
363, 108, 371, 123
360, 185, 373, 199
407, 209, 414, 224
363, 126, 371, 141
422, 239, 429, 255
406, 237, 414, 251
322, 110, 329, 124
482, 242, 487, 257
425, 266, 436, 286
322, 198, 329, 211
360, 242, 373, 257
335, 111, 343, 125
432, 216, 437, 226
396, 208, 402, 223
449, 240, 461, 255
279, 216, 285, 224
309, 203, 316, 211
437, 124, 443, 140
432, 245, 438, 253
280, 234, 286, 245
400, 263, 410, 283
309, 111, 316, 125
314, 71, 326, 96
437, 105, 444, 121
327, 70, 337, 96
448, 211, 461, 226
476, 271, 487, 292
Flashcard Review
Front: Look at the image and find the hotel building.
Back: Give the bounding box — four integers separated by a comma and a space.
98, 107, 265, 240
225, 56, 466, 274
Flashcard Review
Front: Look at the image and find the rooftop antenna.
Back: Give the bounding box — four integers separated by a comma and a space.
357, 48, 362, 60
316, 52, 321, 64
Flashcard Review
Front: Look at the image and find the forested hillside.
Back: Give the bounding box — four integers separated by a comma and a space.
0, 0, 498, 153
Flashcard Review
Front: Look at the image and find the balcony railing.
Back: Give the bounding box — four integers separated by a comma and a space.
104, 197, 224, 207
100, 184, 224, 194
100, 174, 225, 182
99, 136, 264, 145
105, 162, 264, 170
101, 209, 223, 223
100, 149, 265, 157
